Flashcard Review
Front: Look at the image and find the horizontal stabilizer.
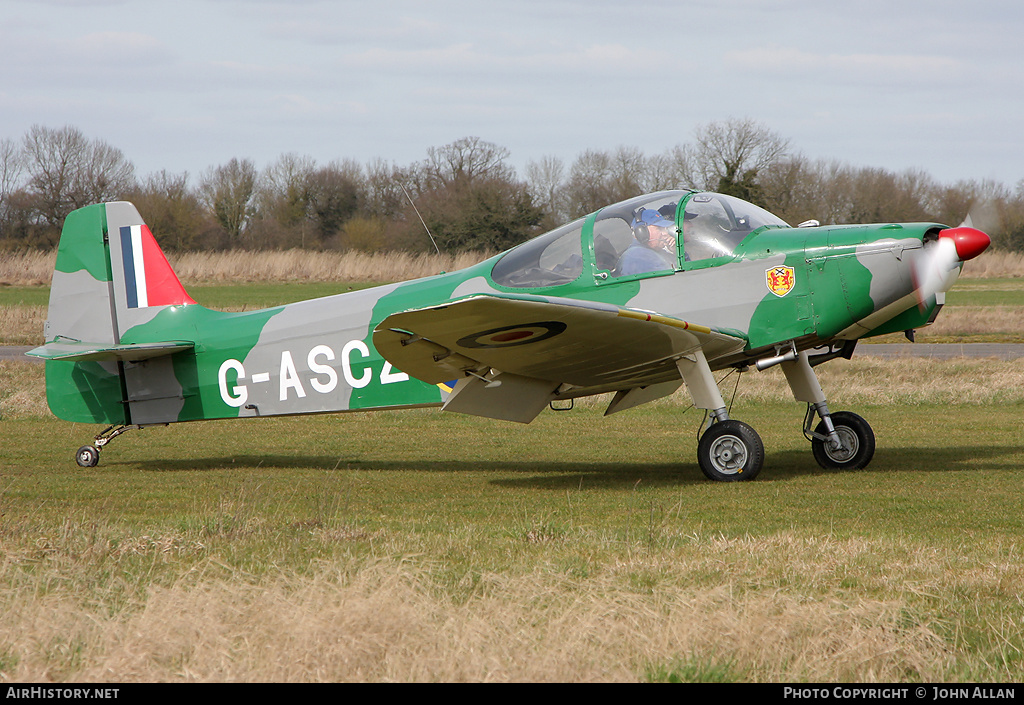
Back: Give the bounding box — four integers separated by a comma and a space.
27, 339, 194, 362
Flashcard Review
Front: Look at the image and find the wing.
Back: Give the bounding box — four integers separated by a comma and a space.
373, 294, 745, 392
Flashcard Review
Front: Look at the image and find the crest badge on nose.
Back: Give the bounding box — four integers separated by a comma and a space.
766, 265, 795, 298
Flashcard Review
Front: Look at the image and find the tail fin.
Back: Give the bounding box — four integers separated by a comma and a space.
106, 202, 196, 335
29, 202, 197, 424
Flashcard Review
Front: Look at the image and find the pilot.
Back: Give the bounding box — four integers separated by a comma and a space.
616, 209, 678, 276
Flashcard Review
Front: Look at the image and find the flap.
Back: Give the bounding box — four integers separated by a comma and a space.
26, 339, 195, 362
372, 294, 745, 389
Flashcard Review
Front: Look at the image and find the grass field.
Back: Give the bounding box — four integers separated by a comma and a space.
2, 355, 1024, 682
2, 248, 1023, 682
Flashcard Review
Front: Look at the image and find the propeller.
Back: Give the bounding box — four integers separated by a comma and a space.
912, 226, 991, 310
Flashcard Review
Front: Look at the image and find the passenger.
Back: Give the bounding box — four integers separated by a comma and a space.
616, 208, 678, 276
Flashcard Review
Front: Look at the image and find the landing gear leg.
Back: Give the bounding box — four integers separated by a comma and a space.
780, 351, 875, 470
74, 424, 140, 468
678, 351, 764, 482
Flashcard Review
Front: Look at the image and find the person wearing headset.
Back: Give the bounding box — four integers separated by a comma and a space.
616, 208, 679, 276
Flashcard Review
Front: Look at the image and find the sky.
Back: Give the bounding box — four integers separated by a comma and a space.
3, 0, 1023, 189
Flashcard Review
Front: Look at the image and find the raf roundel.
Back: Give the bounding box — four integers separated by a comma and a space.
766, 265, 796, 298
457, 321, 567, 349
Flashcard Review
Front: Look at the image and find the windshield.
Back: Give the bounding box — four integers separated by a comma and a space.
682, 193, 789, 262
490, 217, 585, 288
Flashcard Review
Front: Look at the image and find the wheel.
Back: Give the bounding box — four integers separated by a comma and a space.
812, 411, 875, 470
76, 445, 99, 468
697, 420, 764, 482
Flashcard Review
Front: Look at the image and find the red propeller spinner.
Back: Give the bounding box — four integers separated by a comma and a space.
938, 226, 991, 261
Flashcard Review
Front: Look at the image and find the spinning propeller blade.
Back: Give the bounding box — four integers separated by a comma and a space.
912, 226, 990, 310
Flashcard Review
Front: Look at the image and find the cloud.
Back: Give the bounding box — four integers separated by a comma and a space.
725, 46, 963, 87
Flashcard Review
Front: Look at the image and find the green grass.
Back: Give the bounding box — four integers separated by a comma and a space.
3, 395, 1024, 681
6, 401, 1024, 562
0, 286, 49, 307
944, 278, 1024, 307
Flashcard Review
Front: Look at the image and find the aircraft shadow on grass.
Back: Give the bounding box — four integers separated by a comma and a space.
115, 443, 1024, 491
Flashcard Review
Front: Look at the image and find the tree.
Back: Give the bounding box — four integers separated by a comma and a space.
689, 119, 790, 206
0, 138, 24, 240
525, 155, 567, 229
21, 124, 135, 229
260, 153, 316, 229
306, 160, 364, 245
125, 171, 208, 250
413, 177, 543, 251
199, 158, 258, 244
421, 136, 513, 189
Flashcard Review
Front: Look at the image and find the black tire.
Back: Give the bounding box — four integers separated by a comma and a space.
697, 419, 764, 482
76, 445, 99, 468
812, 411, 875, 470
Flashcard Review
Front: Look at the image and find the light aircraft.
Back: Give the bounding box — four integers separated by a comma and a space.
28, 190, 990, 480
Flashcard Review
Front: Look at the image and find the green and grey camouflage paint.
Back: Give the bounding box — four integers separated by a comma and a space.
29, 190, 989, 478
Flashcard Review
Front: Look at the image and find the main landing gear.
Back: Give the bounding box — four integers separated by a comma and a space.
679, 346, 875, 482
74, 424, 140, 467
678, 351, 766, 482
782, 349, 875, 472
697, 416, 765, 482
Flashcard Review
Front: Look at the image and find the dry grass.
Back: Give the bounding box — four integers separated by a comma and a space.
0, 250, 54, 286
605, 357, 1024, 414
170, 249, 495, 284
1, 534, 1006, 682
923, 307, 1024, 338
0, 249, 493, 287
0, 248, 1019, 288
0, 360, 48, 418
0, 305, 46, 345
960, 250, 1024, 278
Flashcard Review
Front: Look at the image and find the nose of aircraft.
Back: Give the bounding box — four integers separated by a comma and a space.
938, 226, 991, 261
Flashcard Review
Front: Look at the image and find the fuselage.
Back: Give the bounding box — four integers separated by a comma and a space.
114, 192, 952, 425
45, 190, 980, 427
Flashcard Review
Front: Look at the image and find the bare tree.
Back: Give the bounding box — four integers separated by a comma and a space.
79, 140, 136, 205
0, 138, 24, 237
199, 158, 258, 244
561, 147, 658, 217
421, 136, 513, 189
525, 155, 567, 227
364, 158, 418, 219
21, 124, 136, 228
690, 118, 790, 204
259, 152, 317, 228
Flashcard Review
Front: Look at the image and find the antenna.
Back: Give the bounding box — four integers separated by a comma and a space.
400, 183, 441, 256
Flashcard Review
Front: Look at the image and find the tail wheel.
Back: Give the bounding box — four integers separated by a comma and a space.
76, 445, 100, 468
697, 420, 764, 482
812, 411, 875, 470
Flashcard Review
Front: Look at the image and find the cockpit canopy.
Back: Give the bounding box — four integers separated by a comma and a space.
491, 190, 789, 288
